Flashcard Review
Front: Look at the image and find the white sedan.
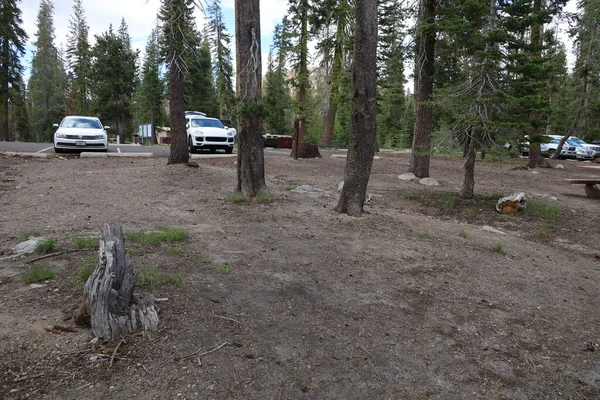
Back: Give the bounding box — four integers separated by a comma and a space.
53, 116, 109, 153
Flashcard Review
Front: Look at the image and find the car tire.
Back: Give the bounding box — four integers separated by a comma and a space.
54, 147, 63, 154
225, 147, 233, 154
188, 137, 196, 154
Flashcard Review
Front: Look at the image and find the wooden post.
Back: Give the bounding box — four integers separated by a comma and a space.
77, 224, 158, 340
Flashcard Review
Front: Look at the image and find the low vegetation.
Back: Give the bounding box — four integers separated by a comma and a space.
35, 238, 57, 254
126, 227, 187, 246
72, 236, 96, 248
214, 264, 232, 274
22, 265, 56, 283
137, 267, 185, 292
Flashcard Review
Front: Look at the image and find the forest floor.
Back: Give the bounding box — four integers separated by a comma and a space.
0, 151, 599, 399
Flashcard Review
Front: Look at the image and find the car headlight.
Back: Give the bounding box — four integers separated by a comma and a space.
56, 133, 67, 138
576, 148, 585, 154
95, 135, 106, 140
227, 132, 234, 137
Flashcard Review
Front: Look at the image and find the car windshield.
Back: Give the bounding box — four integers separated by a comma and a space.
570, 138, 585, 145
190, 119, 224, 128
61, 118, 102, 129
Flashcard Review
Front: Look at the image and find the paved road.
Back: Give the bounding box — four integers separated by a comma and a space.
0, 141, 345, 158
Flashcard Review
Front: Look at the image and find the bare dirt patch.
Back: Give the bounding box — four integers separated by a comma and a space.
1, 153, 599, 399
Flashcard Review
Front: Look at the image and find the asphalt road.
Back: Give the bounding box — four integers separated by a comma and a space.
0, 141, 300, 157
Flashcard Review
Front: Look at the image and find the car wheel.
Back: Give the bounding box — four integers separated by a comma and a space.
225, 147, 233, 154
54, 147, 63, 154
546, 149, 555, 158
188, 137, 196, 154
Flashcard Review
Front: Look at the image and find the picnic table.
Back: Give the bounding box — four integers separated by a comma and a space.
562, 165, 600, 199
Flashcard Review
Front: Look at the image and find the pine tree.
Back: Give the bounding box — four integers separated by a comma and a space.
29, 0, 67, 142
138, 27, 165, 130
66, 0, 91, 115
90, 22, 137, 141
159, 0, 196, 164
235, 0, 269, 197
185, 34, 219, 116
0, 0, 27, 141
263, 22, 293, 136
206, 0, 235, 121
10, 75, 29, 140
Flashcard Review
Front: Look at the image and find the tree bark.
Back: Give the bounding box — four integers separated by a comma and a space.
335, 0, 378, 217
409, 0, 436, 178
235, 0, 268, 197
77, 224, 158, 341
460, 126, 478, 199
168, 66, 189, 164
0, 37, 9, 141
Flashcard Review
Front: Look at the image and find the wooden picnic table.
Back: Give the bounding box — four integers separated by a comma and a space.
576, 164, 600, 172
563, 164, 600, 198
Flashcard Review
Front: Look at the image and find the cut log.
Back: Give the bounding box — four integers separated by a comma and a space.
76, 224, 158, 340
291, 143, 322, 159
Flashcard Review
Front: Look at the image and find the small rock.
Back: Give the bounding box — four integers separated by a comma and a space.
531, 171, 539, 174
330, 154, 347, 159
419, 177, 440, 186
554, 164, 565, 169
398, 173, 417, 181
338, 181, 344, 191
291, 185, 330, 198
11, 237, 44, 255
29, 284, 46, 289
480, 225, 506, 236
185, 162, 199, 168
15, 183, 29, 190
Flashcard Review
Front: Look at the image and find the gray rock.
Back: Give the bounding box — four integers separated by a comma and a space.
291, 185, 330, 198
15, 183, 29, 190
419, 177, 440, 186
398, 173, 417, 181
338, 181, 344, 191
11, 237, 44, 255
29, 283, 46, 289
554, 164, 565, 170
480, 225, 506, 236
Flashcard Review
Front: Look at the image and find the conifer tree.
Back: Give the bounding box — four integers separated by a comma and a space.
0, 0, 27, 141
90, 22, 137, 141
206, 0, 235, 121
139, 27, 165, 130
159, 0, 196, 164
66, 0, 91, 115
185, 37, 219, 116
29, 0, 67, 142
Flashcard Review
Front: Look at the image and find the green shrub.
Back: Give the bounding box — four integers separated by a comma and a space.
72, 236, 96, 249
22, 265, 56, 283
35, 238, 57, 254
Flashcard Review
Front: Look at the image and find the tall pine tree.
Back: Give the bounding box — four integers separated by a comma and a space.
0, 0, 27, 141
66, 0, 91, 115
29, 0, 67, 142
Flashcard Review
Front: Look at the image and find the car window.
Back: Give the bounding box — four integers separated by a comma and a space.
61, 118, 102, 129
190, 119, 225, 128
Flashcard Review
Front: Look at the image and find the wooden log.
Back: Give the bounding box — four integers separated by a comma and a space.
76, 224, 158, 340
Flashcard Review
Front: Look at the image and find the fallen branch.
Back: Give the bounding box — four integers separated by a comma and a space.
211, 312, 241, 324
110, 336, 128, 368
178, 342, 228, 361
25, 249, 93, 265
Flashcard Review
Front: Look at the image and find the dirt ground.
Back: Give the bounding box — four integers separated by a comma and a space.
1, 151, 599, 399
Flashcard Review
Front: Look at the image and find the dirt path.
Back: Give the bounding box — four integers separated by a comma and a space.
1, 153, 599, 399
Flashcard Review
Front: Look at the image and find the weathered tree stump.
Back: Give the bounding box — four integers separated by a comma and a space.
291, 142, 322, 159
76, 224, 158, 340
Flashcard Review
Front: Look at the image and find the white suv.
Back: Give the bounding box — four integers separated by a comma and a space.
186, 114, 235, 154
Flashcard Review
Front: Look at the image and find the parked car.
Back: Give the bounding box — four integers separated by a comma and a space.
186, 114, 235, 153
53, 116, 109, 153
566, 139, 596, 161
540, 138, 577, 159
568, 137, 600, 158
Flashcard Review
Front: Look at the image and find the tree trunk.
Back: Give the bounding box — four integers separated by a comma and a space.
335, 0, 378, 217
0, 38, 9, 141
235, 0, 269, 197
460, 126, 478, 199
168, 66, 189, 164
76, 224, 158, 341
409, 0, 437, 178
294, 0, 310, 157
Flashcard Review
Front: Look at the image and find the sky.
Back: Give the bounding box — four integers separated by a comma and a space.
20, 0, 579, 89
20, 0, 289, 79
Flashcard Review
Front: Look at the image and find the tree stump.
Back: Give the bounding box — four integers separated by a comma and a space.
291, 142, 322, 159
76, 224, 158, 340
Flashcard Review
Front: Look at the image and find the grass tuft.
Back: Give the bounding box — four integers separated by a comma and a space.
284, 185, 296, 191
77, 264, 95, 282
255, 193, 276, 203
488, 243, 503, 252
438, 194, 458, 208
35, 238, 57, 254
524, 200, 559, 220
72, 236, 96, 249
199, 256, 212, 264
164, 246, 184, 256
459, 230, 469, 238
126, 227, 186, 246
22, 265, 56, 283
227, 192, 246, 203
463, 209, 479, 217
402, 193, 418, 199
252, 216, 262, 223
418, 232, 430, 239
137, 267, 185, 292
214, 264, 232, 274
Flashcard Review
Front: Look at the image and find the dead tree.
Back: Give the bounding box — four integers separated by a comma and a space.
77, 224, 158, 340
